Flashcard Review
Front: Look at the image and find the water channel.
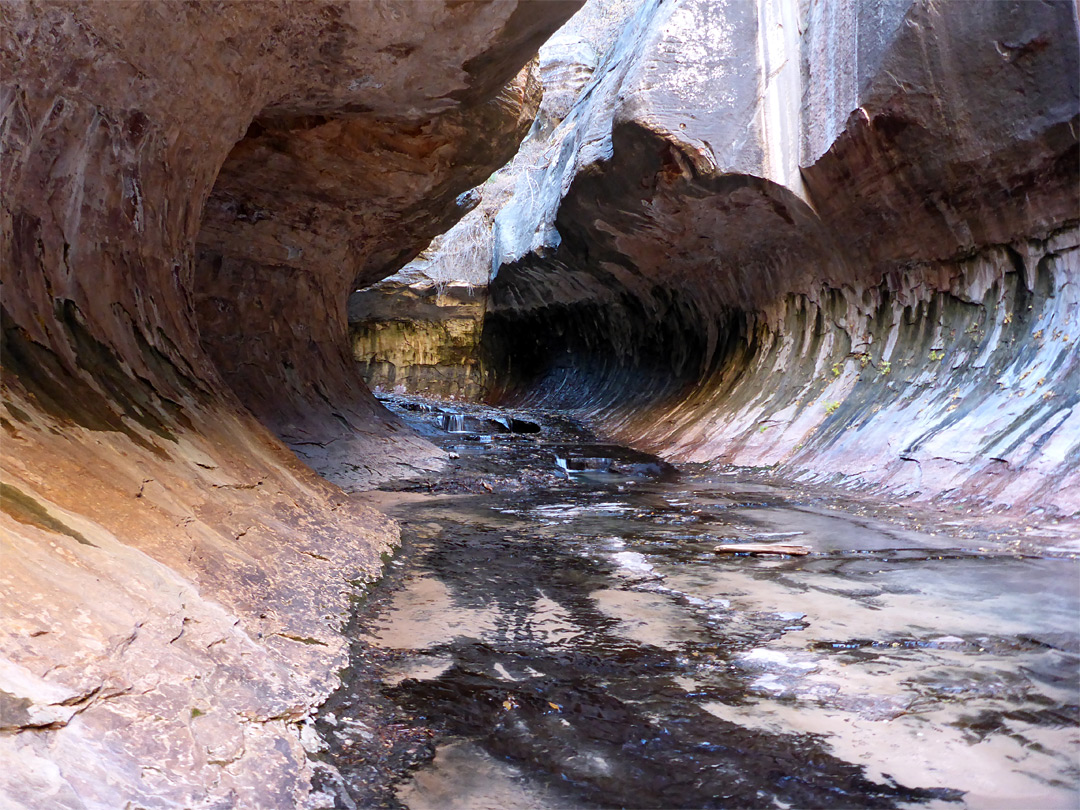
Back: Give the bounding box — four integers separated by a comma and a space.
317, 397, 1080, 809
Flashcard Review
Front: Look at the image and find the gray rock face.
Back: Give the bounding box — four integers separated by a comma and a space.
0, 2, 578, 807
483, 0, 1080, 513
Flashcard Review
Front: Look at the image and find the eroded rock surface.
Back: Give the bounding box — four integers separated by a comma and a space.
0, 2, 578, 806
196, 57, 547, 486
2, 0, 1077, 806
482, 0, 1080, 513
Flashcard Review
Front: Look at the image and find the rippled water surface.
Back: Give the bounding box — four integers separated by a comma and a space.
348, 398, 1080, 809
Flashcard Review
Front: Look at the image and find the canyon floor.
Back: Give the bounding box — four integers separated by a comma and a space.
310, 396, 1080, 810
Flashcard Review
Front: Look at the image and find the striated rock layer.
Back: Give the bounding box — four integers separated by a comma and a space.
349, 275, 489, 400
0, 2, 578, 807
484, 0, 1080, 514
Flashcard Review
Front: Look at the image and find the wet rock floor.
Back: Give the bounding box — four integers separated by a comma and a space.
314, 397, 1080, 809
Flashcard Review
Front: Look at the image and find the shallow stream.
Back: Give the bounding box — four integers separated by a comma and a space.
322, 398, 1079, 809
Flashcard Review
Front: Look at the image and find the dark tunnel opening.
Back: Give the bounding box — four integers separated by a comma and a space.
480, 262, 742, 414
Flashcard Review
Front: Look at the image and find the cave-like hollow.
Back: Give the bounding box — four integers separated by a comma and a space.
352, 0, 1080, 515
0, 2, 581, 804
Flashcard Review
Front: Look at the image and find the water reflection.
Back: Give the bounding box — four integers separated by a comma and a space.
352, 398, 1079, 809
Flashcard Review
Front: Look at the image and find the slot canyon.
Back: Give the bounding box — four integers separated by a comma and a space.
2, 1, 1078, 808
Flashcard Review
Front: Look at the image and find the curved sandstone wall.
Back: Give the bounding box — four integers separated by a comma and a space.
195, 62, 546, 485
0, 2, 577, 806
483, 0, 1080, 514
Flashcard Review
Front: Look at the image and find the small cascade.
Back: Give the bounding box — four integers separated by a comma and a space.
442, 413, 470, 433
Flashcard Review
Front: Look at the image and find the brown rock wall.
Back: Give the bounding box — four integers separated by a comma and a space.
350, 281, 488, 400
194, 65, 544, 486
0, 1, 579, 805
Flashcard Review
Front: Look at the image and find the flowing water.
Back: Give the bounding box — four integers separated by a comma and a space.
325, 397, 1080, 809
